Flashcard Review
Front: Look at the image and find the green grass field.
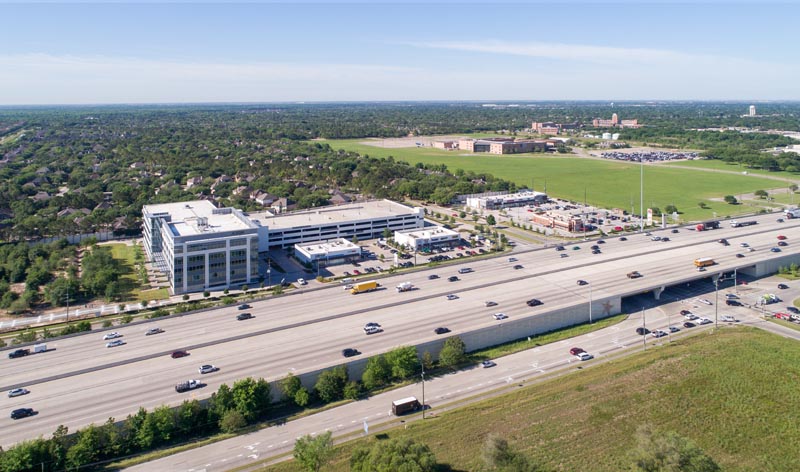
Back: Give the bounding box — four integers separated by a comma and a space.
325, 139, 787, 220
664, 158, 800, 179
266, 328, 800, 471
107, 243, 168, 302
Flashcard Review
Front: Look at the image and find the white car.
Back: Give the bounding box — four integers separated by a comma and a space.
747, 247, 756, 252
364, 326, 382, 335
343, 284, 353, 290
721, 315, 737, 322
481, 360, 497, 368
297, 278, 307, 285
650, 330, 668, 338
576, 352, 594, 361
668, 326, 681, 333
103, 332, 122, 340
198, 364, 218, 374
725, 294, 739, 300
492, 313, 508, 320
698, 317, 713, 325
7, 388, 29, 398
651, 236, 661, 241
446, 294, 459, 300
106, 339, 125, 348
684, 313, 699, 320
698, 298, 712, 305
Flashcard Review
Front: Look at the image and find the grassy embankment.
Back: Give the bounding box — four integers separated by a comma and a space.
266, 328, 800, 472
107, 243, 169, 302
325, 139, 785, 221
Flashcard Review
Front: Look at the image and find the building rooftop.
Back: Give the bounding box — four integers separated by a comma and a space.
143, 200, 256, 237
395, 225, 459, 239
296, 238, 360, 256
248, 199, 419, 229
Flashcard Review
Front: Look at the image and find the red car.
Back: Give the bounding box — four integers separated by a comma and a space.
778, 235, 787, 240
353, 270, 361, 275
171, 350, 189, 359
775, 312, 792, 320
569, 347, 585, 356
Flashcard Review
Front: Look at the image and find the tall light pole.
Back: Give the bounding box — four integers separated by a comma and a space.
420, 360, 426, 419
640, 157, 644, 232
588, 282, 593, 324
714, 275, 720, 329
642, 307, 646, 351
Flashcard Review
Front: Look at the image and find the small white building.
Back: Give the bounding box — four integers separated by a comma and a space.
465, 191, 549, 211
394, 226, 460, 251
294, 238, 361, 266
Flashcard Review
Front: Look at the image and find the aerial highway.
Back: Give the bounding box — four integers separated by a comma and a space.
1, 213, 798, 446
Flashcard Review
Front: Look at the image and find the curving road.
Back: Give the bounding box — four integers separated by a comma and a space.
1, 214, 799, 447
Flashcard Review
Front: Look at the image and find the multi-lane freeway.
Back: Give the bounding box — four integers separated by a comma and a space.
1, 214, 799, 447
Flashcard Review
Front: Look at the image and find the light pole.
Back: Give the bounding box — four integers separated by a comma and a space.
640, 157, 644, 232
420, 360, 426, 419
65, 286, 70, 323
588, 282, 593, 324
714, 275, 720, 329
642, 307, 646, 351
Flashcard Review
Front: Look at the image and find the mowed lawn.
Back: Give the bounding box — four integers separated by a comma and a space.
266, 328, 800, 472
107, 243, 169, 302
326, 139, 783, 220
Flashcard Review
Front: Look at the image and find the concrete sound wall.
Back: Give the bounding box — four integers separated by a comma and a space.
754, 254, 800, 277
273, 295, 622, 401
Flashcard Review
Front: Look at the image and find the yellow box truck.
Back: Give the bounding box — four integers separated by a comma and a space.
351, 281, 378, 294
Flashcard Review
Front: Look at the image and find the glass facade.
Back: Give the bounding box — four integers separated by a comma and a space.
230, 249, 247, 284
208, 251, 227, 286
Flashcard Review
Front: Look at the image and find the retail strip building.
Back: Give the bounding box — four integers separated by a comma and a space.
143, 199, 424, 294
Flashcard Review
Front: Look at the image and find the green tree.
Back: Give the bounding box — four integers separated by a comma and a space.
385, 346, 419, 380
664, 205, 678, 214
631, 425, 720, 472
231, 377, 271, 421
151, 405, 177, 444
209, 383, 235, 423
350, 437, 437, 472
439, 336, 467, 368
315, 365, 348, 403
486, 214, 497, 226
67, 424, 101, 469
723, 195, 738, 204
362, 355, 392, 390
220, 409, 247, 433
421, 351, 434, 371
294, 387, 311, 407
754, 189, 768, 199
293, 431, 335, 472
344, 380, 362, 400
281, 373, 302, 401
482, 434, 544, 471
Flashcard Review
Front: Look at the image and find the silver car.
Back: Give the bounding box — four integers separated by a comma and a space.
7, 388, 29, 398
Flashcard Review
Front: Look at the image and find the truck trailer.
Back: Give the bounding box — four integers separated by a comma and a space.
695, 221, 720, 231
730, 220, 757, 228
396, 282, 414, 292
350, 281, 379, 295
392, 396, 421, 416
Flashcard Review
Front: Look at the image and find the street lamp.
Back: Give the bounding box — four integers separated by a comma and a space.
420, 360, 426, 420
588, 281, 593, 324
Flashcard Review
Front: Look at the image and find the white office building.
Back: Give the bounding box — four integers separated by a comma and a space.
294, 238, 361, 266
394, 226, 460, 251
143, 199, 424, 294
466, 191, 549, 210
142, 200, 260, 295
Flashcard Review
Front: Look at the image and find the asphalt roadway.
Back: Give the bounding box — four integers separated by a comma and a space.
1, 214, 799, 448
128, 278, 800, 472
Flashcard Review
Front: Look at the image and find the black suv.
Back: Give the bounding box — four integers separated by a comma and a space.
726, 300, 742, 306
342, 348, 359, 358
8, 348, 30, 359
526, 298, 543, 307
238, 304, 251, 310
448, 276, 459, 282
434, 327, 450, 335
236, 312, 254, 321
10, 408, 34, 420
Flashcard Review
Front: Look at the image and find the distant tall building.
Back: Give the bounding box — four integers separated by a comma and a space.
612, 113, 619, 125
749, 105, 756, 116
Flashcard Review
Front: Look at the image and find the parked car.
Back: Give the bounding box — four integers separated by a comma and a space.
698, 298, 712, 305
342, 348, 359, 358
569, 347, 585, 355
526, 298, 543, 307
236, 312, 254, 321
434, 327, 450, 335
576, 352, 594, 361
492, 313, 508, 320
8, 388, 30, 398
680, 309, 692, 315
721, 315, 737, 323
787, 307, 800, 314
481, 360, 497, 368
198, 364, 218, 374
726, 300, 742, 306
10, 408, 35, 420
171, 350, 189, 358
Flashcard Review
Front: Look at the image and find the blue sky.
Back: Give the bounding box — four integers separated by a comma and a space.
1, 1, 798, 104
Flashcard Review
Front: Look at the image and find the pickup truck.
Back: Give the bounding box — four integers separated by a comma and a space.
175, 380, 201, 393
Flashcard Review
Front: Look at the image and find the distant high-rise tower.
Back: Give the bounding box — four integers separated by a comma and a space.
749, 105, 756, 116
612, 113, 619, 125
